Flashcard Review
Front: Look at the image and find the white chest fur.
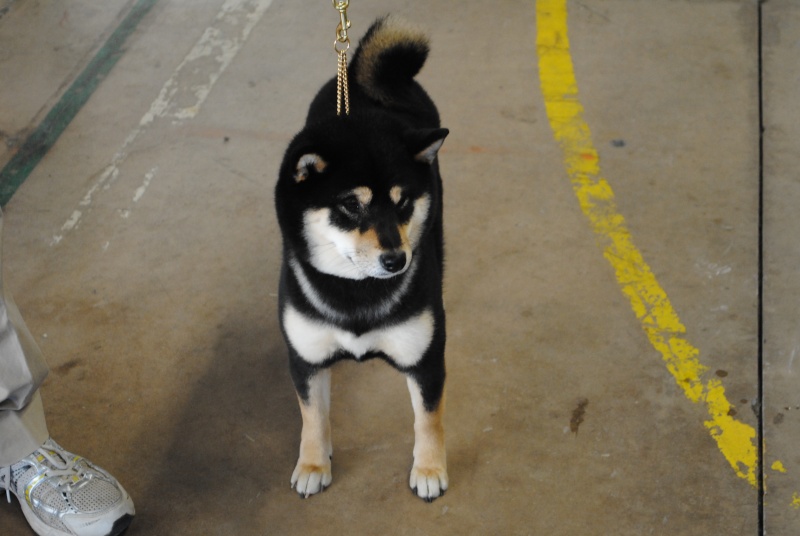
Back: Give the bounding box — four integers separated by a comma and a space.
283, 305, 435, 367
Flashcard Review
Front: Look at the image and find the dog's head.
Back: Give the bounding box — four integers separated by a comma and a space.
276, 116, 447, 280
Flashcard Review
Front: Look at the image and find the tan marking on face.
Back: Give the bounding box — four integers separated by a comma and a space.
356, 227, 381, 250
403, 194, 430, 250
390, 186, 404, 205
397, 223, 411, 248
351, 186, 373, 206
393, 226, 412, 266
352, 222, 411, 277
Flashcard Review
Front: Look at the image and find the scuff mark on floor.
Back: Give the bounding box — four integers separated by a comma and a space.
570, 397, 589, 434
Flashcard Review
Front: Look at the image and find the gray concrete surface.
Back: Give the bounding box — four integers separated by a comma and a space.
763, 1, 800, 533
0, 0, 793, 534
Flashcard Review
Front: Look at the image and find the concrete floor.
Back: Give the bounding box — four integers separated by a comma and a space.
0, 0, 797, 534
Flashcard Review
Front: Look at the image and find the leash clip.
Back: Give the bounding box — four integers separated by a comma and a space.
333, 0, 351, 46
332, 0, 351, 116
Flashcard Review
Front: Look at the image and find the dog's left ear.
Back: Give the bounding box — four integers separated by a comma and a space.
405, 128, 449, 164
294, 153, 328, 182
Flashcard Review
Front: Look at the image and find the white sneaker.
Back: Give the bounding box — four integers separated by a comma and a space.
0, 438, 134, 536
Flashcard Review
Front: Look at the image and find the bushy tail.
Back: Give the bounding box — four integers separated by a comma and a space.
350, 16, 430, 105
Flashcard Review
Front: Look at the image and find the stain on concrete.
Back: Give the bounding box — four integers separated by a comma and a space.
570, 398, 589, 435
53, 358, 83, 376
500, 105, 539, 125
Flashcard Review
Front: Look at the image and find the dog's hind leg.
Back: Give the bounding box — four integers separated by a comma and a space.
406, 376, 448, 502
291, 367, 333, 498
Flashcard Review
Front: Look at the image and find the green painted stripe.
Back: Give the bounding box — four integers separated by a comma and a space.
0, 0, 158, 206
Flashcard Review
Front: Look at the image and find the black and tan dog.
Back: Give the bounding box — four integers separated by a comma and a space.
275, 16, 449, 502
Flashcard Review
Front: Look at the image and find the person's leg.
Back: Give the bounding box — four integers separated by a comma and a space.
0, 206, 50, 467
0, 290, 50, 467
0, 209, 134, 536
0, 391, 48, 467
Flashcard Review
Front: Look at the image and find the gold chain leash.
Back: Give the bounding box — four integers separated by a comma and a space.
332, 0, 351, 116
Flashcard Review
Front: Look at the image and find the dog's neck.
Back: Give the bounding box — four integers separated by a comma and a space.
287, 253, 420, 329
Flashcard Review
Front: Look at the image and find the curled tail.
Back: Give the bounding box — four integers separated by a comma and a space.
350, 16, 430, 105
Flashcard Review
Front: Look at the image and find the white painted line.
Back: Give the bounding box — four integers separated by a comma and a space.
51, 0, 274, 245
133, 167, 157, 203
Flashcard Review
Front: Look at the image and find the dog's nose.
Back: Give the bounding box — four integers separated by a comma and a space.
380, 251, 407, 273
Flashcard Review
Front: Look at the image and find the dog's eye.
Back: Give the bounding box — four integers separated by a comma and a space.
338, 196, 362, 216
397, 196, 412, 211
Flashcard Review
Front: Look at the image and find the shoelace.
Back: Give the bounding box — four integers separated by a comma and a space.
1, 446, 82, 504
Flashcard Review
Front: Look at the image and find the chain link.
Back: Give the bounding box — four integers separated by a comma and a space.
336, 49, 350, 116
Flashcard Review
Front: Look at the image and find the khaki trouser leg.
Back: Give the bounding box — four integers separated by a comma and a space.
0, 208, 49, 467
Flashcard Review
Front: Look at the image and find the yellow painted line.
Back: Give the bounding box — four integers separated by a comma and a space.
535, 0, 760, 487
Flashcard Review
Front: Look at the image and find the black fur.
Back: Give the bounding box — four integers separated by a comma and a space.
275, 16, 448, 412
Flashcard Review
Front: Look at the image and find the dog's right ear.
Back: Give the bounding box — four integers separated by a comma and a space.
404, 128, 449, 165
294, 153, 327, 182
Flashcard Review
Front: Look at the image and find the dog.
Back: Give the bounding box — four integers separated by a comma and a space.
274, 16, 449, 502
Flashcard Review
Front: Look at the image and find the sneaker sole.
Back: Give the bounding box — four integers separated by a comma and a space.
109, 513, 134, 536
16, 492, 134, 536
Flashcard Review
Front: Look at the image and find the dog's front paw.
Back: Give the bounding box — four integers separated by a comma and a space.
409, 465, 448, 502
291, 461, 332, 498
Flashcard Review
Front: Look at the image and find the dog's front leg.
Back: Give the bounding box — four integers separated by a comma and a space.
407, 376, 447, 502
291, 367, 333, 498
